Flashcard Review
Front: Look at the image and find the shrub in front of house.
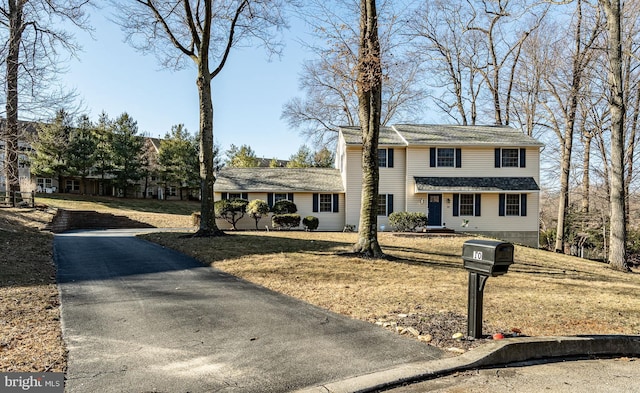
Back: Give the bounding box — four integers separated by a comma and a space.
303, 216, 319, 231
247, 199, 270, 230
389, 212, 428, 232
272, 213, 301, 229
215, 198, 249, 230
272, 200, 297, 214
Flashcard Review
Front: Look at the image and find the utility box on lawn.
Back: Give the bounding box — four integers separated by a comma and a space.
462, 240, 514, 339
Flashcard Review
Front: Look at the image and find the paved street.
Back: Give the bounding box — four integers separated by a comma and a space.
385, 357, 639, 393
55, 229, 443, 393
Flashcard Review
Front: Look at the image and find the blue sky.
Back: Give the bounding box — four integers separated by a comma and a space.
60, 8, 311, 161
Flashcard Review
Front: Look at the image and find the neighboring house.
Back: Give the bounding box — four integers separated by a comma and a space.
0, 122, 187, 199
0, 121, 45, 194
217, 124, 544, 247
0, 138, 37, 193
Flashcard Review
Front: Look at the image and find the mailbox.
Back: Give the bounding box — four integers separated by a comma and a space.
462, 240, 514, 277
462, 239, 514, 339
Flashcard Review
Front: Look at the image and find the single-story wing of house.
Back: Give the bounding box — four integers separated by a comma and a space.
214, 167, 345, 231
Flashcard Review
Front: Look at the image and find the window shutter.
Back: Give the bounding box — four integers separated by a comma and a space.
221, 192, 228, 200
241, 192, 248, 200
267, 193, 274, 207
520, 148, 526, 168
452, 194, 459, 216
333, 194, 339, 212
521, 194, 527, 216
495, 148, 501, 168
474, 194, 481, 216
312, 193, 319, 213
499, 193, 505, 216
455, 148, 462, 168
430, 148, 436, 167
388, 148, 394, 168
288, 193, 294, 202
387, 194, 394, 215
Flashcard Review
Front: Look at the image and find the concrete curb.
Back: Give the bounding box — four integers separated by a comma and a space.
295, 335, 640, 393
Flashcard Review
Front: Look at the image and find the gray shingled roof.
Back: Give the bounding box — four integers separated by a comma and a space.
215, 167, 344, 192
340, 126, 407, 145
340, 124, 544, 147
414, 177, 540, 192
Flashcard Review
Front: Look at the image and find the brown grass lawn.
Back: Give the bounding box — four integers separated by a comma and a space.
2, 195, 640, 370
37, 194, 199, 228
0, 207, 64, 372
142, 231, 640, 346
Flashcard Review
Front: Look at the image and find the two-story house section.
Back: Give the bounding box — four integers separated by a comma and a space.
338, 124, 544, 247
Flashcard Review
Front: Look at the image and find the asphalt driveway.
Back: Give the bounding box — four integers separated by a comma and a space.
55, 229, 443, 393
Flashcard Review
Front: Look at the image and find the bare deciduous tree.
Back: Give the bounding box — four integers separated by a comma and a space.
115, 0, 289, 236
282, 0, 425, 149
600, 0, 629, 271
412, 0, 547, 126
353, 0, 383, 257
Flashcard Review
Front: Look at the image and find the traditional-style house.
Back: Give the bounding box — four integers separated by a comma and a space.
216, 124, 543, 247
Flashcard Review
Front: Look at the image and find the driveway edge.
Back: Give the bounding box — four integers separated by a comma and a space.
295, 335, 640, 393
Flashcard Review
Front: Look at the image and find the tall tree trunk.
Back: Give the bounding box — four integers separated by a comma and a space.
195, 62, 223, 236
581, 132, 592, 213
554, 0, 587, 253
602, 0, 629, 271
353, 0, 383, 258
4, 0, 24, 198
554, 133, 574, 253
189, 0, 223, 237
624, 85, 639, 224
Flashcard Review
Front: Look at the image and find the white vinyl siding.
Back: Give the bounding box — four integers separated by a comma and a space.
342, 145, 405, 231
439, 193, 539, 233
407, 147, 540, 181
344, 147, 364, 229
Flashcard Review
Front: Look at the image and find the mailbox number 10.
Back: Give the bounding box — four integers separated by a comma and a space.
473, 251, 483, 260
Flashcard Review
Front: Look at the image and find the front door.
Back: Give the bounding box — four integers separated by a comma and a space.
427, 194, 442, 226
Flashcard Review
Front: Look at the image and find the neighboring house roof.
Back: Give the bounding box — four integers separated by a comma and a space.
340, 124, 544, 147
414, 177, 540, 192
147, 137, 162, 152
216, 167, 344, 193
256, 158, 289, 167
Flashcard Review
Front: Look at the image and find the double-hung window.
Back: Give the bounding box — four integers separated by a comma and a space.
268, 192, 294, 208
437, 148, 454, 167
378, 148, 394, 168
319, 194, 333, 212
66, 180, 80, 192
495, 148, 526, 168
505, 194, 520, 215
498, 193, 528, 217
430, 147, 462, 168
452, 194, 481, 217
377, 194, 394, 216
501, 148, 519, 167
459, 194, 475, 216
312, 193, 339, 213
274, 193, 290, 202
